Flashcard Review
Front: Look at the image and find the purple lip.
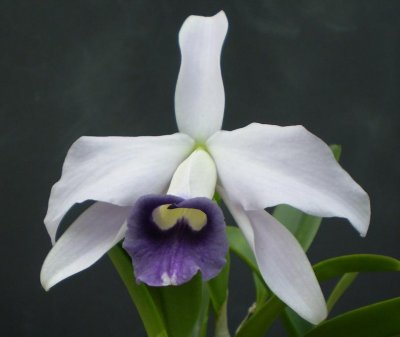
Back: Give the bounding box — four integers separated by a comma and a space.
123, 194, 228, 286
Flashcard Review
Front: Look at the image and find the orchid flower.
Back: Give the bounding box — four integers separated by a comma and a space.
41, 11, 370, 324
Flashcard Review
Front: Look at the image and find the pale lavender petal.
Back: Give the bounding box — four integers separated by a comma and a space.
45, 133, 194, 244
247, 210, 327, 324
221, 190, 326, 324
175, 11, 228, 141
208, 123, 370, 236
41, 202, 131, 290
123, 195, 228, 286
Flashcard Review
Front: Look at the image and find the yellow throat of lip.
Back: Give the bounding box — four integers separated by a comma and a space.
152, 204, 207, 231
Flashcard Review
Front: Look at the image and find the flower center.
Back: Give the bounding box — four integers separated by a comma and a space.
152, 204, 207, 231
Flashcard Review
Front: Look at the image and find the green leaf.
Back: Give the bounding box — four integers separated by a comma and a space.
226, 226, 259, 277
330, 144, 342, 161
273, 205, 322, 252
313, 254, 400, 282
304, 297, 400, 337
214, 298, 231, 337
213, 191, 222, 204
208, 254, 231, 337
233, 254, 399, 337
208, 253, 230, 337
281, 308, 313, 337
151, 272, 205, 337
197, 284, 210, 337
208, 253, 230, 313
108, 244, 168, 337
253, 272, 270, 307
326, 272, 358, 312
235, 295, 285, 337
272, 144, 341, 252
227, 227, 279, 337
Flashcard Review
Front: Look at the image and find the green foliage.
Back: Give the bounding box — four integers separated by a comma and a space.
304, 298, 400, 337
213, 299, 231, 337
326, 272, 358, 312
227, 225, 400, 337
235, 295, 285, 337
109, 244, 207, 337
253, 272, 270, 307
150, 273, 205, 337
273, 205, 322, 252
226, 226, 259, 277
108, 244, 168, 337
313, 254, 400, 281
208, 253, 230, 313
281, 308, 313, 337
208, 254, 231, 337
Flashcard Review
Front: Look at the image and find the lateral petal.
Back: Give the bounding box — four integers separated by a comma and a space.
40, 202, 131, 290
174, 11, 228, 141
218, 186, 255, 249
45, 133, 194, 243
208, 123, 370, 236
221, 192, 326, 324
248, 210, 327, 324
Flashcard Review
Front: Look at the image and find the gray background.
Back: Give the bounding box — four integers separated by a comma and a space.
1, 0, 399, 336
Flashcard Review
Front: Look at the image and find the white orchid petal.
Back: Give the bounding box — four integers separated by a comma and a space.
167, 149, 217, 199
248, 210, 327, 324
208, 123, 370, 235
175, 11, 228, 141
45, 133, 194, 243
41, 202, 131, 290
221, 191, 326, 324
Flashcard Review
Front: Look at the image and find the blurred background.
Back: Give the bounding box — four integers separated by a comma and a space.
1, 0, 399, 336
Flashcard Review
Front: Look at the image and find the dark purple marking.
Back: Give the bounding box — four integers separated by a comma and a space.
122, 194, 228, 286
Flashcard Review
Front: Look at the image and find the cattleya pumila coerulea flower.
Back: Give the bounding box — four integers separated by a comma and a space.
41, 11, 370, 324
